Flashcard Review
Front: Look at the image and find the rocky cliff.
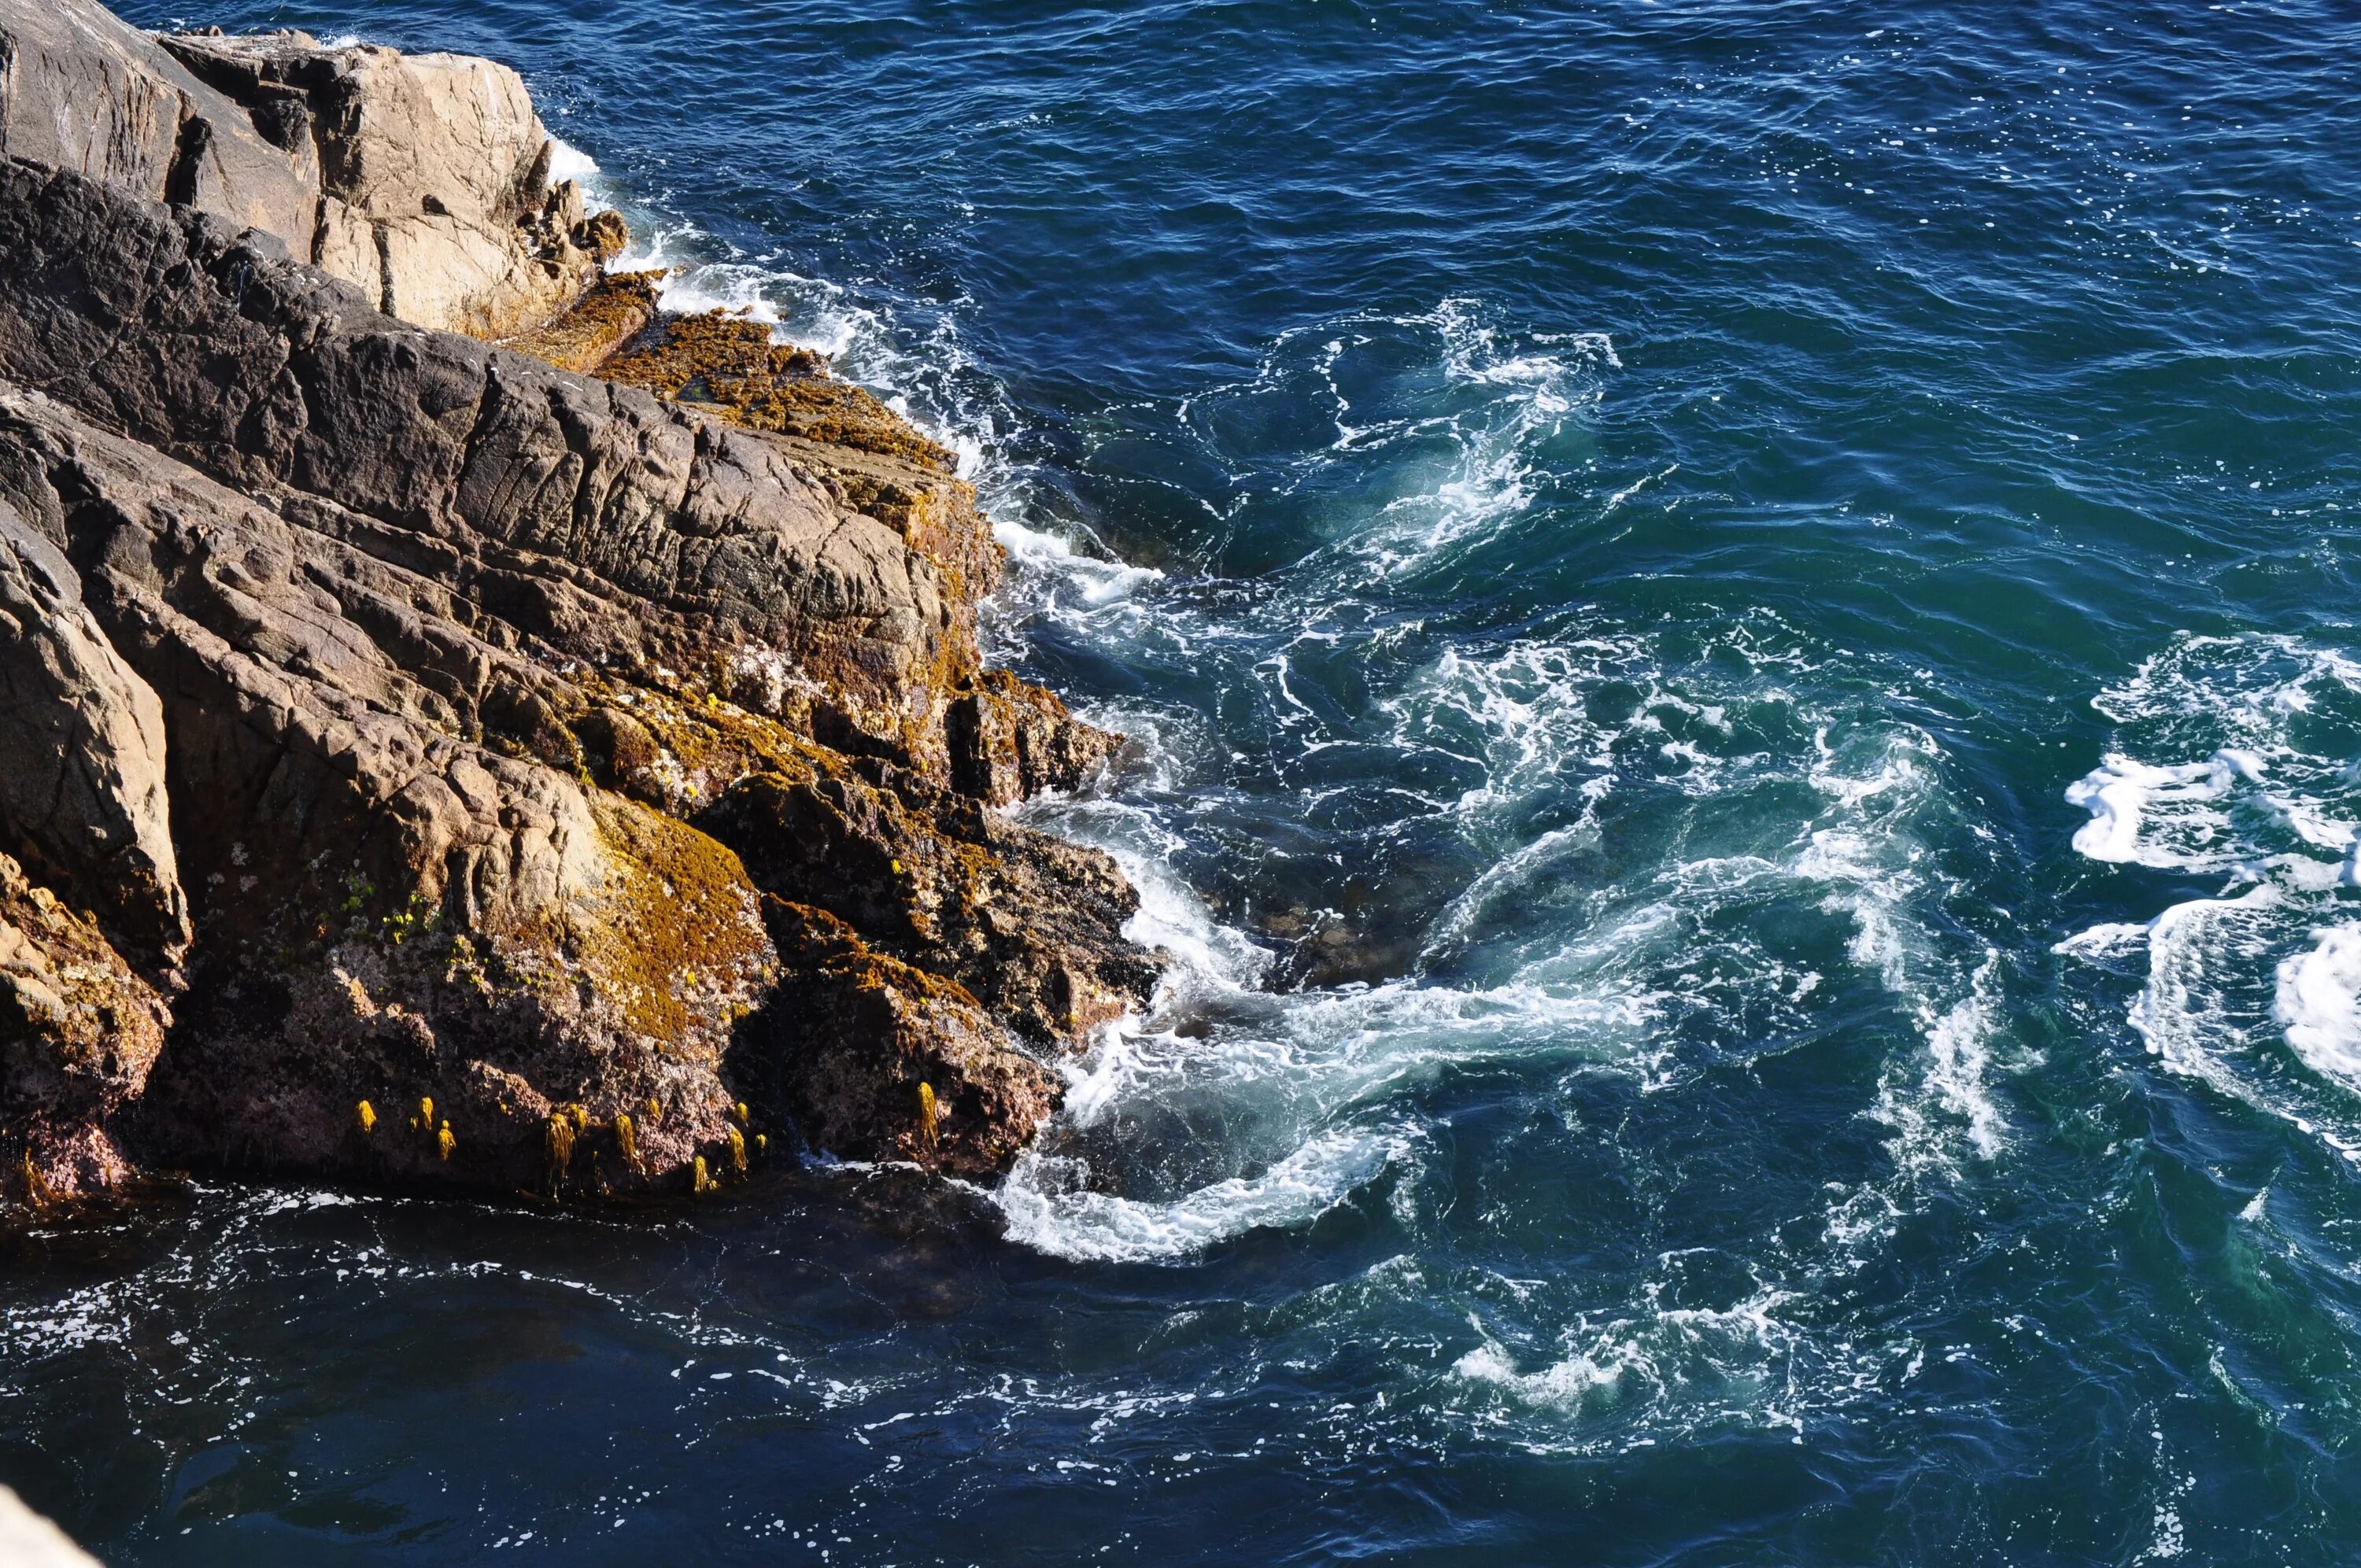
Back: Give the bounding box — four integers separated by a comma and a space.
0, 0, 1158, 1211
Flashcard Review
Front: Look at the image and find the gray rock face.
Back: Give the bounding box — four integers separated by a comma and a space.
0, 0, 316, 243
0, 157, 969, 752
0, 381, 776, 1197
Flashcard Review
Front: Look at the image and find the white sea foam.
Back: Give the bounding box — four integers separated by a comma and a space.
1786, 713, 2024, 1173
2061, 633, 2361, 1156
2274, 924, 2361, 1092
994, 1123, 1417, 1264
2052, 921, 2154, 961
1356, 301, 1611, 566
1447, 1278, 1906, 1448
995, 516, 1164, 607
1923, 956, 2007, 1160
574, 198, 2012, 1342
2066, 754, 2241, 864
989, 608, 2021, 1262
546, 137, 602, 188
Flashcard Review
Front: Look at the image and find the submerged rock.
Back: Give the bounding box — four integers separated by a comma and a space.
0, 4, 1161, 1210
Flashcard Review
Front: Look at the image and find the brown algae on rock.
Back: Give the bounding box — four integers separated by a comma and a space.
597, 309, 959, 471
502, 269, 667, 372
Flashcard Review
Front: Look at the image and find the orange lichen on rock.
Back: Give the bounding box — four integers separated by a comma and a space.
0, 851, 171, 1206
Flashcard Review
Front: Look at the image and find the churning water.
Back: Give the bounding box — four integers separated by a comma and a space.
13, 0, 2361, 1560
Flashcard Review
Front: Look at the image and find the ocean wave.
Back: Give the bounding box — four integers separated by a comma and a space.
995, 604, 2020, 1260
2061, 633, 2361, 1158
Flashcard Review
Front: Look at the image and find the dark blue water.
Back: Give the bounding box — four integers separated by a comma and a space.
13, 1, 2361, 1560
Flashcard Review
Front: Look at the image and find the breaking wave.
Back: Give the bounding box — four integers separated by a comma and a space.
2060, 634, 2361, 1160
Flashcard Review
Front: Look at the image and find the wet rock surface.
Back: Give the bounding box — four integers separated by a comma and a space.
0, 4, 1161, 1213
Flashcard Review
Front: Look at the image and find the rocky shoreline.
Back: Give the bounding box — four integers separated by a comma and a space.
0, 0, 1160, 1210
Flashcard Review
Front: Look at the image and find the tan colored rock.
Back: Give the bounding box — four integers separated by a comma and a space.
380, 207, 584, 338
160, 28, 608, 338
309, 45, 547, 227
0, 4, 619, 341
0, 1487, 101, 1568
313, 194, 379, 300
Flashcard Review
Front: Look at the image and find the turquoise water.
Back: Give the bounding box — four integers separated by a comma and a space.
12, 1, 2361, 1560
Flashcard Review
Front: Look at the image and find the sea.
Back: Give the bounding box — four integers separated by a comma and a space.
9, 0, 2361, 1561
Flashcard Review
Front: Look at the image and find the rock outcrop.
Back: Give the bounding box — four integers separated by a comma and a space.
0, 3, 1158, 1212
0, 501, 187, 967
0, 849, 172, 1200
0, 0, 611, 341
0, 0, 316, 245
159, 28, 617, 336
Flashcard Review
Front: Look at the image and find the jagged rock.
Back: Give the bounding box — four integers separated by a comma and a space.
738, 902, 1062, 1177
703, 765, 1155, 1050
0, 500, 188, 968
0, 0, 611, 341
575, 208, 629, 262
601, 311, 963, 473
950, 667, 1126, 805
0, 156, 979, 757
157, 28, 611, 338
0, 383, 774, 1194
0, 851, 171, 1205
